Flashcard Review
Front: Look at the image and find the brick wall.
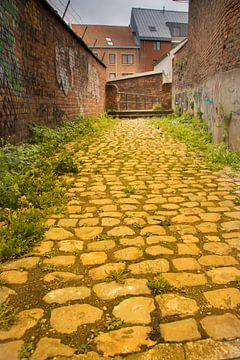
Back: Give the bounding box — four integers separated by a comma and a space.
0, 0, 106, 143
106, 72, 171, 110
172, 0, 240, 149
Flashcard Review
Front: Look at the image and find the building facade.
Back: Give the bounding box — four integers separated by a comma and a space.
130, 8, 188, 72
72, 25, 140, 80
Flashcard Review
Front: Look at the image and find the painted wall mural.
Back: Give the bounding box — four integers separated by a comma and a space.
88, 63, 100, 103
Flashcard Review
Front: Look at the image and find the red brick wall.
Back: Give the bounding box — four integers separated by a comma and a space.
106, 73, 171, 110
0, 0, 106, 143
140, 40, 172, 72
172, 0, 240, 149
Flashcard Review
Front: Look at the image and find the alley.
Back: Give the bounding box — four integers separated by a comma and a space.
0, 119, 240, 359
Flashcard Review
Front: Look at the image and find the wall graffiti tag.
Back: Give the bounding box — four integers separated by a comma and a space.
55, 45, 75, 96
88, 63, 100, 103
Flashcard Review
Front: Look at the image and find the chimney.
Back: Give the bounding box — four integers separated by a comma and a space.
163, 6, 165, 12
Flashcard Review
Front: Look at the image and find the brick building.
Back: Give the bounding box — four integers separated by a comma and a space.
172, 0, 240, 149
130, 8, 188, 72
72, 25, 140, 80
0, 0, 106, 143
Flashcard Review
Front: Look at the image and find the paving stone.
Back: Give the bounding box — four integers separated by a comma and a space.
75, 227, 103, 240
100, 205, 118, 212
198, 255, 238, 267
140, 226, 166, 236
79, 218, 100, 227
43, 286, 91, 304
58, 218, 78, 227
0, 257, 40, 271
203, 288, 240, 308
107, 226, 135, 237
225, 212, 240, 220
182, 235, 199, 243
124, 217, 146, 226
89, 263, 126, 280
31, 337, 75, 360
0, 286, 16, 305
113, 297, 155, 324
93, 278, 150, 300
118, 198, 140, 204
196, 223, 218, 233
124, 343, 185, 360
172, 215, 199, 223
80, 252, 107, 266
172, 258, 201, 271
146, 236, 177, 245
199, 213, 221, 222
0, 308, 43, 340
200, 313, 240, 340
114, 247, 143, 261
0, 270, 28, 284
160, 318, 201, 342
184, 338, 240, 360
33, 241, 54, 255
170, 224, 197, 235
101, 218, 121, 226
90, 199, 112, 205
43, 256, 75, 267
205, 235, 221, 242
120, 236, 145, 247
0, 340, 24, 360
226, 238, 240, 250
87, 240, 115, 251
207, 266, 240, 284
145, 245, 174, 256
58, 240, 84, 252
129, 259, 169, 275
221, 221, 240, 231
44, 227, 74, 240
66, 205, 82, 214
163, 273, 207, 287
44, 271, 83, 283
50, 304, 103, 333
177, 244, 201, 255
156, 294, 199, 317
94, 326, 155, 357
203, 242, 231, 255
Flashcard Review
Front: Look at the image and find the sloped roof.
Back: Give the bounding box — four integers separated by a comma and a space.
130, 8, 188, 41
72, 25, 139, 48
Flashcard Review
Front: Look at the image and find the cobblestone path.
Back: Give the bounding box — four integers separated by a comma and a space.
1, 119, 240, 359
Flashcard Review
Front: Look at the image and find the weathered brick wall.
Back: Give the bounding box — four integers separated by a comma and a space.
0, 0, 106, 143
172, 0, 240, 149
106, 73, 171, 110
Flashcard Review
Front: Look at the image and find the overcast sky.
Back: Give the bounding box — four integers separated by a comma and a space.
48, 0, 188, 26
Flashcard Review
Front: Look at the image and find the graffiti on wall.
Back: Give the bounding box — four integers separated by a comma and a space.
0, 0, 21, 93
88, 63, 100, 103
55, 45, 76, 96
25, 0, 41, 30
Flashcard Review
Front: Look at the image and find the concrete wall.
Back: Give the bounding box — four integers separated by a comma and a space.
0, 0, 106, 143
106, 72, 171, 110
172, 0, 240, 149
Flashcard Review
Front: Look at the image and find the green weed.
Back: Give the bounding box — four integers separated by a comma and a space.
234, 197, 240, 205
18, 342, 34, 359
54, 152, 78, 175
105, 316, 130, 331
123, 185, 136, 195
236, 276, 240, 288
106, 269, 129, 284
96, 234, 108, 241
0, 303, 17, 330
41, 264, 57, 272
75, 343, 91, 355
147, 274, 185, 295
152, 103, 163, 111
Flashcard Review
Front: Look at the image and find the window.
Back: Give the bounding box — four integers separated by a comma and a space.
106, 37, 113, 46
122, 54, 134, 64
173, 27, 181, 36
109, 54, 116, 64
122, 73, 133, 77
109, 73, 116, 79
149, 26, 157, 32
94, 53, 98, 58
153, 41, 161, 51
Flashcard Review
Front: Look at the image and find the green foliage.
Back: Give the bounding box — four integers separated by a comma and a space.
106, 269, 129, 284
152, 112, 240, 171
219, 104, 232, 146
96, 234, 108, 241
152, 103, 163, 111
54, 152, 78, 175
18, 342, 34, 359
0, 209, 45, 260
41, 264, 57, 272
75, 343, 91, 355
105, 316, 129, 331
0, 303, 17, 330
236, 276, 240, 288
123, 185, 136, 195
234, 197, 240, 205
0, 114, 116, 261
174, 104, 181, 117
147, 274, 185, 295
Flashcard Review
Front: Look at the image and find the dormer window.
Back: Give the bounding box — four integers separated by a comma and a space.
149, 26, 157, 32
